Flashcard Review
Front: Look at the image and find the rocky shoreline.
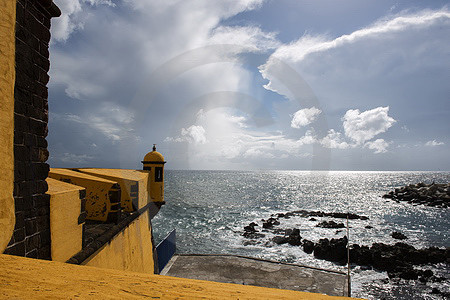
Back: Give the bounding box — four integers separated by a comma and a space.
241, 209, 449, 296
382, 182, 450, 208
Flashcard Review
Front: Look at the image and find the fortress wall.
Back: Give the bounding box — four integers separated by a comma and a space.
3, 0, 60, 259
46, 178, 85, 262
82, 210, 155, 274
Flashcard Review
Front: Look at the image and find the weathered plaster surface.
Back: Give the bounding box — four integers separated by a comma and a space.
0, 0, 16, 252
83, 211, 155, 274
0, 254, 354, 299
47, 178, 84, 262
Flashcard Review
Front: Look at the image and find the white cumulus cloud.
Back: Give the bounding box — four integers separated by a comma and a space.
181, 125, 207, 144
291, 107, 322, 128
342, 106, 396, 144
243, 147, 275, 159
320, 129, 350, 149
166, 125, 207, 144
425, 140, 444, 146
365, 139, 390, 153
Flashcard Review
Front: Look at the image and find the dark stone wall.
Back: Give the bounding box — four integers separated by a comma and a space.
3, 0, 59, 259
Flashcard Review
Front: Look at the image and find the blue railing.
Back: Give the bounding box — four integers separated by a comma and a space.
156, 229, 176, 273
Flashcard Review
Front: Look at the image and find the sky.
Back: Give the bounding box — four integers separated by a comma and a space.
47, 0, 450, 171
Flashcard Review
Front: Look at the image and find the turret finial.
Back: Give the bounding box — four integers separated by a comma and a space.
153, 144, 156, 151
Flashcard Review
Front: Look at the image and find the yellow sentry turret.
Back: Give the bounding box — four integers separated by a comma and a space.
142, 145, 166, 203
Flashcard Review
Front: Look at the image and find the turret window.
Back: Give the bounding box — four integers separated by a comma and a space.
155, 167, 163, 182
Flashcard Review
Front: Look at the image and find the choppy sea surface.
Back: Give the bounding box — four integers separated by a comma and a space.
152, 170, 450, 299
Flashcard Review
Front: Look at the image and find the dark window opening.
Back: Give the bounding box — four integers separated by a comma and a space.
155, 167, 163, 182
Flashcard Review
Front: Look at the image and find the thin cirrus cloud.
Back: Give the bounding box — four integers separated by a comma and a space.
60, 152, 94, 164
259, 8, 450, 101
52, 103, 137, 142
208, 26, 280, 52
264, 9, 450, 64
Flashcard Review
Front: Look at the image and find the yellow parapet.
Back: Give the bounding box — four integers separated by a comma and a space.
0, 254, 356, 299
0, 0, 16, 252
82, 210, 155, 274
49, 168, 121, 223
46, 178, 85, 262
76, 168, 149, 212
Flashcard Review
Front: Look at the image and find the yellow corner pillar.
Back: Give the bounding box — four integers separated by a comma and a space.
142, 145, 166, 203
0, 0, 16, 252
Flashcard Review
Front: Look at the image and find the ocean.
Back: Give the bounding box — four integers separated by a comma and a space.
152, 170, 450, 299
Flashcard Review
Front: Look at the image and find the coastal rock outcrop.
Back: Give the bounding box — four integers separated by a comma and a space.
313, 236, 348, 264
242, 222, 265, 239
241, 219, 448, 282
241, 208, 448, 290
272, 228, 302, 246
382, 182, 450, 208
350, 242, 449, 281
391, 231, 407, 240
316, 220, 345, 229
262, 217, 280, 229
274, 210, 369, 220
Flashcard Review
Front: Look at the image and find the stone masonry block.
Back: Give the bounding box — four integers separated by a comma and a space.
13, 228, 26, 243
4, 241, 26, 257
25, 249, 38, 258
25, 218, 38, 236
14, 211, 25, 230
25, 234, 40, 253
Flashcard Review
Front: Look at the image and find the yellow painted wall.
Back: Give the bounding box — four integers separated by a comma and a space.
139, 168, 165, 203
83, 210, 155, 274
0, 0, 16, 252
47, 178, 84, 262
149, 166, 165, 203
0, 254, 356, 299
76, 168, 149, 211
49, 168, 120, 222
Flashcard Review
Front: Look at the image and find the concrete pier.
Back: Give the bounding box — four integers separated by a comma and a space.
161, 254, 349, 297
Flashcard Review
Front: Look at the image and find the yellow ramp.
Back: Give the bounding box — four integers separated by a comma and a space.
0, 254, 356, 299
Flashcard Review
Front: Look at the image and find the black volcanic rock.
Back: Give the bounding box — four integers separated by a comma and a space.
316, 220, 345, 229
243, 232, 265, 239
272, 236, 288, 245
262, 217, 280, 229
302, 239, 314, 254
286, 228, 302, 246
382, 182, 450, 208
391, 231, 407, 240
243, 222, 258, 233
282, 210, 369, 220
313, 236, 348, 264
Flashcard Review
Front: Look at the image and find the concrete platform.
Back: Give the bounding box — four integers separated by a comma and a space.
161, 254, 349, 297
